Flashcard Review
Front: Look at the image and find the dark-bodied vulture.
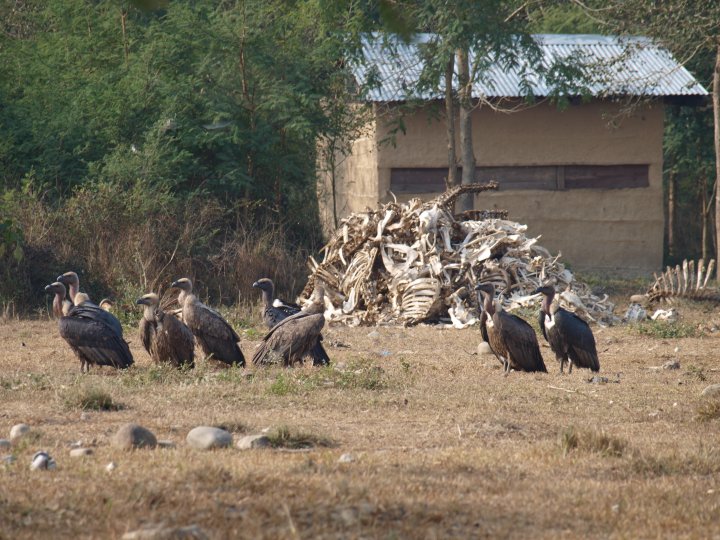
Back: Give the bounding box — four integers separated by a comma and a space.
45, 281, 72, 318
137, 293, 194, 369
252, 278, 330, 366
47, 287, 133, 372
475, 283, 547, 374
534, 285, 600, 374
99, 298, 114, 312
171, 278, 245, 367
252, 285, 329, 367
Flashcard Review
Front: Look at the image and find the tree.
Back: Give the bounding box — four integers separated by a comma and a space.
602, 1, 720, 267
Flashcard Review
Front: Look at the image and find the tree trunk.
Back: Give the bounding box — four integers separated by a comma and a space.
457, 48, 475, 212
667, 170, 675, 259
120, 9, 129, 67
444, 55, 458, 192
714, 43, 720, 279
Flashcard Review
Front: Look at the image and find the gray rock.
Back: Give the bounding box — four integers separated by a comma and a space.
106, 461, 116, 473
477, 341, 493, 356
9, 423, 29, 441
2, 455, 15, 465
663, 360, 680, 370
122, 524, 208, 540
70, 448, 93, 458
112, 424, 157, 450
701, 384, 720, 398
236, 434, 271, 450
0, 439, 11, 450
186, 427, 232, 450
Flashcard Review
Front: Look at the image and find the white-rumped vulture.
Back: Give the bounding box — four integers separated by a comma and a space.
534, 285, 600, 373
252, 278, 330, 366
45, 281, 72, 318
49, 288, 133, 372
137, 293, 194, 369
171, 278, 245, 367
475, 283, 547, 374
252, 285, 329, 367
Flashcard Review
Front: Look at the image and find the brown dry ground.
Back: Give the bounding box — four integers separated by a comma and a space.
1, 300, 720, 539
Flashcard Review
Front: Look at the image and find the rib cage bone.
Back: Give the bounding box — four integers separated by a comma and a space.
645, 259, 720, 303
301, 183, 616, 327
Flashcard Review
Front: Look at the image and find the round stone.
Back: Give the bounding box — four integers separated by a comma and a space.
477, 341, 493, 356
70, 448, 93, 458
236, 434, 271, 450
9, 424, 29, 441
701, 384, 720, 398
0, 439, 11, 450
186, 427, 232, 450
112, 424, 157, 450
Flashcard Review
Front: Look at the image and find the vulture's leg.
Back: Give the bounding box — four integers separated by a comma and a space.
559, 358, 565, 374
568, 362, 573, 374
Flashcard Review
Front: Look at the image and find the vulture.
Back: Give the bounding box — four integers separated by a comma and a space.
171, 278, 245, 366
137, 293, 195, 369
57, 271, 82, 304
45, 281, 72, 318
475, 283, 547, 374
99, 298, 114, 312
534, 285, 600, 373
252, 278, 330, 366
47, 286, 133, 372
252, 285, 329, 367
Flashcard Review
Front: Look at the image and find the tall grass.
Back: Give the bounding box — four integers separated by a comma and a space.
1, 181, 315, 314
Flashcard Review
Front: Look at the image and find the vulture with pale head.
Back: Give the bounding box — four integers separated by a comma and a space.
252, 285, 329, 367
475, 283, 547, 374
171, 278, 245, 366
534, 285, 600, 373
137, 293, 194, 369
45, 281, 72, 318
46, 285, 133, 372
252, 278, 330, 366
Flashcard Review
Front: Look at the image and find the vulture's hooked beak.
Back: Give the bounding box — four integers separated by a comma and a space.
56, 275, 65, 283
170, 281, 180, 289
44, 284, 53, 293
252, 281, 260, 289
136, 298, 148, 305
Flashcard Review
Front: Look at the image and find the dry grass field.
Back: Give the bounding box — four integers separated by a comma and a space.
2, 298, 720, 539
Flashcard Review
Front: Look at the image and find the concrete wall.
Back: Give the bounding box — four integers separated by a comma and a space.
317, 99, 664, 275
317, 111, 379, 233
375, 100, 665, 276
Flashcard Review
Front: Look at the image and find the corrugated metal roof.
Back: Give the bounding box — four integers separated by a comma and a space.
355, 33, 707, 102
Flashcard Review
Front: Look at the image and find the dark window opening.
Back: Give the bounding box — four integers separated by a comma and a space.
389, 165, 649, 193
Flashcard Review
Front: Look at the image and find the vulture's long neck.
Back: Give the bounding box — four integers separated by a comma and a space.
261, 288, 273, 309
53, 292, 65, 318
143, 304, 157, 322
541, 291, 555, 316
67, 282, 78, 302
483, 292, 496, 317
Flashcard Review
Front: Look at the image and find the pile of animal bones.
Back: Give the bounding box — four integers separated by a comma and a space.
300, 183, 617, 327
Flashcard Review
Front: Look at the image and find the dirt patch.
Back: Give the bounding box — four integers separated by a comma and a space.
1, 304, 720, 538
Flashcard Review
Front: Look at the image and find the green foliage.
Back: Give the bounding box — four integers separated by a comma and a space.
634, 320, 698, 339
63, 384, 122, 411
267, 425, 335, 449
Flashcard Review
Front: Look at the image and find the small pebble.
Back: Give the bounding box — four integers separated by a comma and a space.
662, 360, 680, 370
157, 440, 176, 449
70, 448, 93, 458
477, 341, 493, 356
186, 427, 232, 450
236, 434, 271, 450
9, 424, 29, 442
112, 423, 157, 450
338, 453, 355, 463
701, 384, 720, 398
0, 439, 11, 450
122, 524, 208, 540
611, 504, 620, 514
106, 462, 116, 472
